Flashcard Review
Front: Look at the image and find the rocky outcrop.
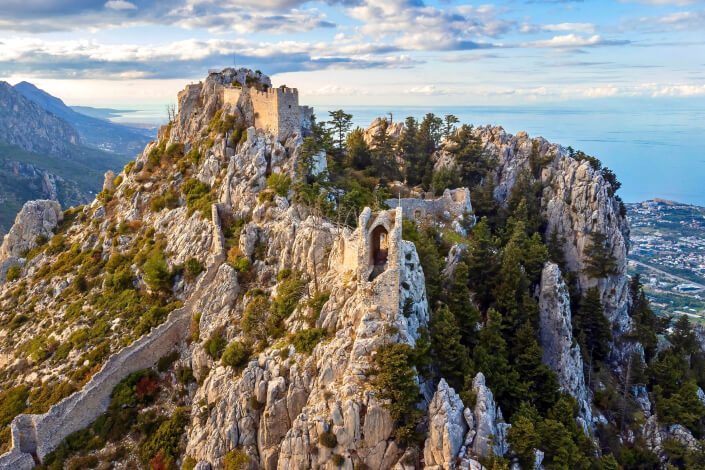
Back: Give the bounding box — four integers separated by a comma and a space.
0, 199, 62, 261
425, 379, 468, 469
363, 117, 405, 147
469, 373, 510, 459
644, 415, 698, 460
538, 262, 591, 426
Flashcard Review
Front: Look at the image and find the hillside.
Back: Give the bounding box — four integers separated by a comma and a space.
0, 68, 703, 470
14, 81, 154, 156
0, 83, 134, 234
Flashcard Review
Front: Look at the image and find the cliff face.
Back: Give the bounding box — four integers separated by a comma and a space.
0, 69, 670, 470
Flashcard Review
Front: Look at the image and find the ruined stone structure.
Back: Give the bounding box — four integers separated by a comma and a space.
386, 187, 474, 227
0, 204, 227, 469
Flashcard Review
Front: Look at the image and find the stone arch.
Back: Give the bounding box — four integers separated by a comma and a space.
369, 225, 389, 281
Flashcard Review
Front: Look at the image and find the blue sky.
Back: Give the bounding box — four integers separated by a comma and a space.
0, 0, 703, 107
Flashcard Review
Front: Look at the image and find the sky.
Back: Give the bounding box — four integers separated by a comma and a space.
0, 0, 704, 107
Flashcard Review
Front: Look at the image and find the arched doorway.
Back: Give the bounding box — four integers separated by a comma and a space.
369, 225, 389, 281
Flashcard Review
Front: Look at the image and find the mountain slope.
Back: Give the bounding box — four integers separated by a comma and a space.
0, 82, 80, 157
0, 83, 133, 234
14, 81, 154, 156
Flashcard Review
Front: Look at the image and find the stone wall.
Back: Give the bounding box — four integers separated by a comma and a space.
222, 87, 242, 109
250, 87, 302, 141
386, 188, 473, 224
0, 204, 227, 467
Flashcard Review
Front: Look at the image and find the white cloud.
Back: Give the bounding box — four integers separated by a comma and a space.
403, 85, 447, 95
520, 22, 595, 34
104, 0, 137, 10
522, 34, 629, 48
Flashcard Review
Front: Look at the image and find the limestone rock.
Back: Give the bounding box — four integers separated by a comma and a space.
0, 200, 62, 261
103, 170, 116, 191
424, 379, 468, 468
470, 373, 509, 459
538, 262, 591, 424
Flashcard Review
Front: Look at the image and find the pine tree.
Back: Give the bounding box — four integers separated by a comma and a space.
345, 127, 371, 170
398, 116, 421, 184
582, 232, 618, 278
574, 287, 612, 362
430, 305, 470, 391
512, 322, 559, 413
446, 261, 481, 348
547, 226, 567, 271
465, 218, 499, 311
327, 109, 352, 162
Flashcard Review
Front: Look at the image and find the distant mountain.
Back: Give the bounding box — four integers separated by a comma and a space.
0, 82, 133, 234
14, 81, 154, 156
0, 82, 80, 157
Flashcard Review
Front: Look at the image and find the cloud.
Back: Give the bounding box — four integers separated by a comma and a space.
404, 85, 445, 95
105, 0, 137, 10
0, 37, 418, 79
522, 34, 630, 48
519, 22, 595, 33
621, 0, 704, 5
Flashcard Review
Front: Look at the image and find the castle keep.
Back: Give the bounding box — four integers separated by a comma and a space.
221, 83, 312, 141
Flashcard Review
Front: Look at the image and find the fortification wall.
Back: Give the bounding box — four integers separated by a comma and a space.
222, 87, 242, 108
251, 88, 280, 138
0, 205, 227, 466
276, 87, 300, 140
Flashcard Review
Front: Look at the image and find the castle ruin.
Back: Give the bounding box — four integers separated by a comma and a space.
386, 187, 474, 227
221, 83, 312, 141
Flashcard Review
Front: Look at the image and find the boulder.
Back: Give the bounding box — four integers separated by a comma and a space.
0, 200, 62, 261
424, 379, 468, 468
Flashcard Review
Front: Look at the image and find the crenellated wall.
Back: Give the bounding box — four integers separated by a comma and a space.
386, 187, 473, 225
250, 87, 302, 141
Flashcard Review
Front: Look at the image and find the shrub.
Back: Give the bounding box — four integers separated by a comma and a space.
110, 369, 157, 408
182, 178, 212, 219
266, 173, 291, 197
319, 431, 337, 448
272, 270, 305, 319
332, 454, 345, 466
143, 249, 172, 292
177, 366, 194, 385
182, 456, 197, 470
125, 160, 136, 174
223, 449, 250, 470
203, 333, 227, 360
157, 351, 179, 372
222, 341, 250, 369
241, 296, 269, 342
0, 385, 28, 431
139, 407, 189, 464
151, 188, 179, 212
136, 304, 178, 336
185, 257, 204, 278
292, 328, 326, 354
231, 256, 251, 273
5, 265, 20, 282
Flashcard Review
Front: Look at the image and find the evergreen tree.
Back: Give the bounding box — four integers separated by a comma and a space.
465, 218, 500, 311
627, 274, 664, 362
582, 232, 618, 278
327, 109, 353, 162
345, 127, 371, 170
430, 305, 470, 391
398, 116, 421, 184
574, 287, 612, 362
446, 261, 481, 348
446, 124, 487, 188
512, 322, 560, 413
442, 114, 459, 139
402, 220, 443, 305
370, 118, 400, 181
547, 226, 567, 270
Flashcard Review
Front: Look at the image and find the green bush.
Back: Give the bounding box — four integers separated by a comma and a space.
185, 257, 204, 278
222, 341, 250, 369
223, 449, 251, 470
241, 296, 270, 342
272, 270, 304, 319
266, 173, 291, 197
157, 351, 179, 372
292, 328, 326, 354
182, 178, 212, 219
177, 366, 194, 385
110, 369, 156, 408
139, 407, 189, 464
182, 456, 197, 470
332, 454, 345, 466
136, 304, 179, 336
143, 249, 172, 292
319, 431, 338, 448
203, 333, 227, 360
5, 265, 20, 282
151, 188, 179, 212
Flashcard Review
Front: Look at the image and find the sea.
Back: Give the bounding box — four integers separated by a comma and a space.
108, 99, 705, 207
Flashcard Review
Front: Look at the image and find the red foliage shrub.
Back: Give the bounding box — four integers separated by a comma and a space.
136, 375, 159, 401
